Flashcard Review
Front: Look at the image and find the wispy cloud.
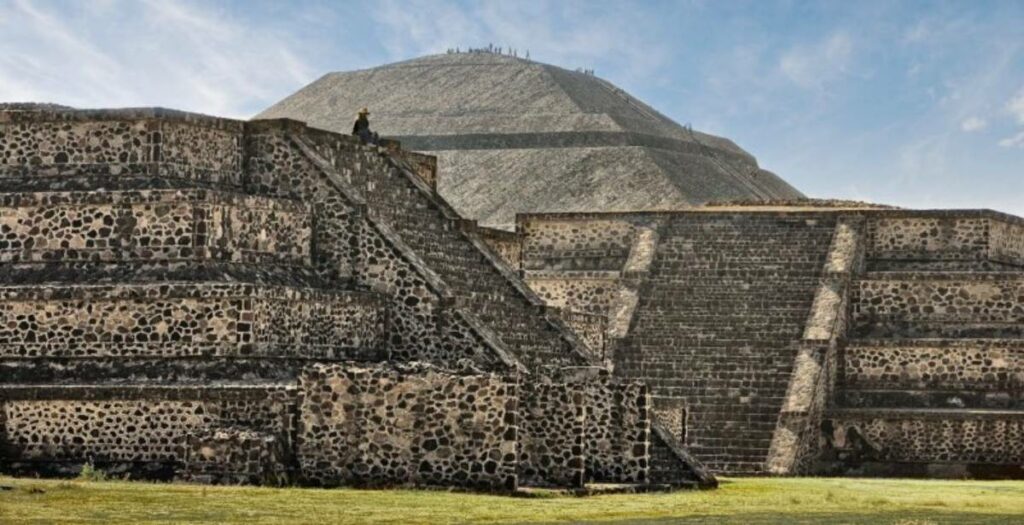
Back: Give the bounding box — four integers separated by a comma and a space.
1008, 86, 1024, 124
903, 20, 930, 43
960, 116, 987, 132
778, 31, 854, 90
999, 131, 1024, 149
0, 0, 315, 117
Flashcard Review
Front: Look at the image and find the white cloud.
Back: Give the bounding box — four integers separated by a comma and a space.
1008, 87, 1024, 124
998, 131, 1024, 148
903, 21, 930, 43
897, 134, 954, 183
960, 116, 987, 132
0, 0, 316, 118
779, 32, 854, 90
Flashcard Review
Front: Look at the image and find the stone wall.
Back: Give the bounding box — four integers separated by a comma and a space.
0, 108, 244, 187
0, 283, 385, 374
583, 378, 649, 483
825, 209, 1024, 478
827, 410, 1024, 472
517, 374, 653, 487
181, 427, 289, 486
0, 385, 295, 478
869, 216, 988, 260
297, 363, 519, 490
521, 217, 635, 271
0, 106, 715, 491
989, 218, 1024, 266
516, 213, 668, 366
0, 189, 310, 266
486, 207, 1024, 480
842, 340, 1024, 404
525, 273, 618, 315
852, 275, 1024, 338
1, 363, 689, 489
518, 382, 586, 487
866, 212, 1024, 270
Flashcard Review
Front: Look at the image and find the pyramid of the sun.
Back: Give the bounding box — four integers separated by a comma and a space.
258, 53, 803, 229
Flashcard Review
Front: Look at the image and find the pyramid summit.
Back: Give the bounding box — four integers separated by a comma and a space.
258, 52, 803, 229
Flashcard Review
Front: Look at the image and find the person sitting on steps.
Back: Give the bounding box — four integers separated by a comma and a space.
352, 107, 379, 145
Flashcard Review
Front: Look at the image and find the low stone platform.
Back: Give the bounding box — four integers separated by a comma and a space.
500, 208, 1024, 478
0, 104, 713, 492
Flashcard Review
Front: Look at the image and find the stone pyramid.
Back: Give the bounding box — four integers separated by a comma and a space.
258, 53, 804, 229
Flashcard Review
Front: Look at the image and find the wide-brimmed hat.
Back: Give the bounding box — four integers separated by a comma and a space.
358, 107, 370, 115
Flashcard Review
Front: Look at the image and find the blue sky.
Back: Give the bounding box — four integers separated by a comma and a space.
2, 0, 1022, 215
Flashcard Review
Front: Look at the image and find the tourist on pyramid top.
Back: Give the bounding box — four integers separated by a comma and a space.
352, 107, 379, 145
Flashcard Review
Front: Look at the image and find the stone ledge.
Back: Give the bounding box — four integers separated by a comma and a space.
0, 261, 337, 288
849, 338, 1024, 348
835, 389, 1024, 410
0, 383, 296, 401
0, 105, 245, 130
827, 407, 1024, 420
859, 271, 1024, 280
516, 208, 1024, 227
524, 270, 622, 279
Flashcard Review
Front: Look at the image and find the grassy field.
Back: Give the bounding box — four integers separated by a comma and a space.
2, 476, 1023, 524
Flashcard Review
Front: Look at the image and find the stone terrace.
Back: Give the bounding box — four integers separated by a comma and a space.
509, 207, 1024, 478
0, 105, 712, 491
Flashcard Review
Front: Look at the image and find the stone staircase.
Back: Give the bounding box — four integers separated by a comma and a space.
828, 212, 1024, 477
616, 213, 837, 474
363, 157, 588, 371
292, 130, 592, 373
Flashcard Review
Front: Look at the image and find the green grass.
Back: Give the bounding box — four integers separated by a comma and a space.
2, 476, 1023, 524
